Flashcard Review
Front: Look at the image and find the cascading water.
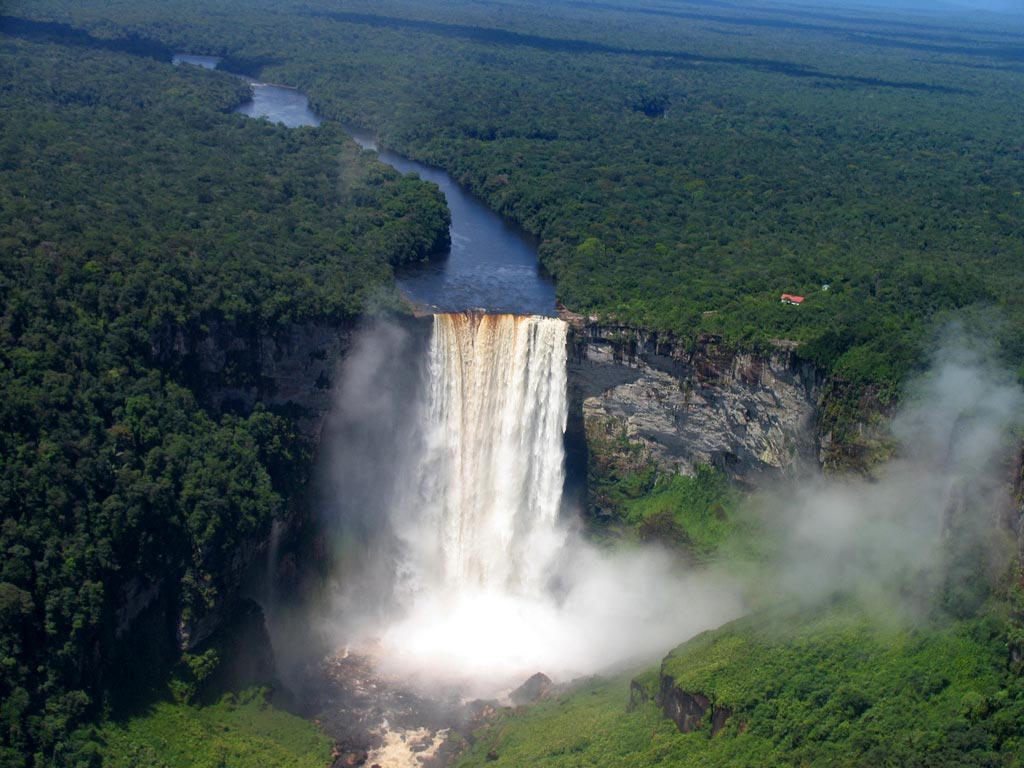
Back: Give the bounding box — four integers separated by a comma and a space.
401, 313, 568, 596
324, 311, 741, 696
375, 313, 575, 685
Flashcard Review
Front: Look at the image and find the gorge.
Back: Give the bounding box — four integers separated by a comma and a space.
168, 51, 822, 693
313, 312, 743, 761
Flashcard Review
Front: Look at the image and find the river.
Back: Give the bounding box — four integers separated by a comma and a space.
172, 54, 556, 317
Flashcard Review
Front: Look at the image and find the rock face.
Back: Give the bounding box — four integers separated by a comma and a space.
510, 672, 552, 706
142, 314, 361, 653
656, 674, 732, 736
150, 315, 357, 443
567, 325, 825, 486
627, 678, 650, 711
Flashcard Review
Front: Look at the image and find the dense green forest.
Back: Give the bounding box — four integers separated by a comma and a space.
0, 30, 447, 767
3, 0, 1024, 766
10, 0, 1024, 392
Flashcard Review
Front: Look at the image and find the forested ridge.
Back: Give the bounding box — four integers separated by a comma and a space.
0, 32, 447, 766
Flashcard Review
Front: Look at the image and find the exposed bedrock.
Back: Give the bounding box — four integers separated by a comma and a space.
566, 323, 826, 486
656, 674, 732, 736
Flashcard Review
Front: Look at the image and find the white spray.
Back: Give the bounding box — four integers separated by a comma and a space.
400, 313, 568, 595
325, 313, 741, 693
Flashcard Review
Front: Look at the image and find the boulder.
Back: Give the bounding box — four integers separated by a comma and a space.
510, 672, 552, 705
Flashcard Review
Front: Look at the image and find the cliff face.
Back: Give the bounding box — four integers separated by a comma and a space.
151, 315, 356, 443
657, 675, 732, 737
125, 315, 357, 652
567, 324, 825, 487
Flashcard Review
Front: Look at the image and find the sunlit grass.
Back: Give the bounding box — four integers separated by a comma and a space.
98, 688, 331, 768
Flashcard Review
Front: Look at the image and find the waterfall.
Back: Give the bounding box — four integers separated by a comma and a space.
326, 311, 741, 688
398, 312, 568, 600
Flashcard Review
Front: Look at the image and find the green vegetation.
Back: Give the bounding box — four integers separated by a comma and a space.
0, 29, 447, 767
4, 1, 1024, 766
621, 469, 735, 556
457, 603, 1024, 768
16, 0, 1024, 441
18, 0, 1024, 391
97, 688, 330, 768
587, 446, 737, 557
584, 409, 739, 557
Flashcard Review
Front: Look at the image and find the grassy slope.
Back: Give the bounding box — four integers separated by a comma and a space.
97, 689, 330, 768
457, 603, 1024, 768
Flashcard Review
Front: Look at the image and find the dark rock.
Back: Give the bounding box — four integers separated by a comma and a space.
464, 699, 502, 722
114, 578, 162, 639
656, 673, 731, 736
627, 678, 650, 712
213, 599, 276, 690
510, 672, 552, 706
150, 316, 358, 443
658, 676, 708, 734
332, 749, 368, 768
710, 705, 732, 736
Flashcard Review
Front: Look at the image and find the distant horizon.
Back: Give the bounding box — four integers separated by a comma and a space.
769, 0, 1024, 18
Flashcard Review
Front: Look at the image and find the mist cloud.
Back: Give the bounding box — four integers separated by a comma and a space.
754, 327, 1022, 619
315, 316, 742, 695
305, 318, 1020, 702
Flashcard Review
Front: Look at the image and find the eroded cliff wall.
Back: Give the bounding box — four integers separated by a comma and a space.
567, 323, 825, 488
130, 315, 361, 652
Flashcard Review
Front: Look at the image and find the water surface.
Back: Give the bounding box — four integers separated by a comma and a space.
347, 130, 556, 316
174, 54, 554, 315
234, 83, 322, 129
171, 53, 220, 69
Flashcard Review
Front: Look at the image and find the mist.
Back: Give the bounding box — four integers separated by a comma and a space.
749, 328, 1022, 620
308, 313, 1021, 706
314, 315, 742, 697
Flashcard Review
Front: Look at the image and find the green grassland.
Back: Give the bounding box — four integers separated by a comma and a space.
457, 603, 1024, 768
97, 689, 330, 768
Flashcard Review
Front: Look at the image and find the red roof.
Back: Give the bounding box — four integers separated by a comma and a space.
780, 293, 804, 303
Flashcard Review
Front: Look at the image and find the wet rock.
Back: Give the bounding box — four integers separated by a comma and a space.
464, 699, 501, 723
332, 749, 368, 768
409, 732, 433, 752
510, 672, 552, 705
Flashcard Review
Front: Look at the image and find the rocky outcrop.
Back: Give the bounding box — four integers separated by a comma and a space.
627, 678, 650, 711
567, 324, 825, 485
510, 672, 552, 706
656, 674, 731, 736
115, 577, 162, 640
